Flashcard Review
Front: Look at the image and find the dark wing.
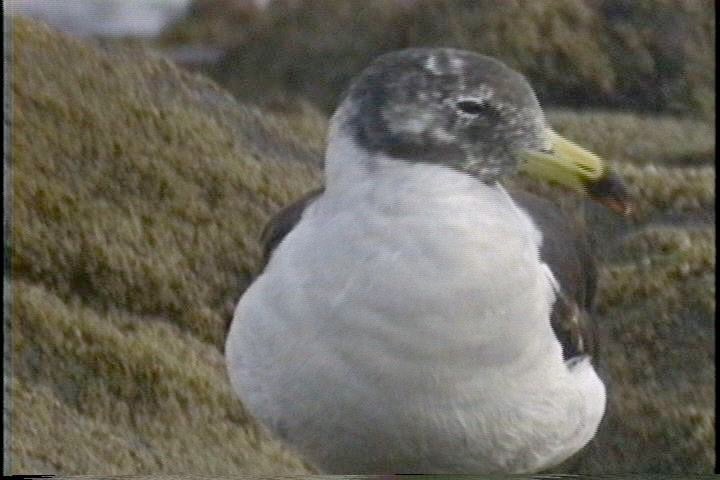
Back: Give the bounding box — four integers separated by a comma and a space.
224, 188, 324, 337
257, 186, 598, 364
510, 189, 598, 363
259, 187, 324, 267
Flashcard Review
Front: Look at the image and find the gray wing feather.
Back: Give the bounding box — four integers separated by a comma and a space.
510, 189, 598, 362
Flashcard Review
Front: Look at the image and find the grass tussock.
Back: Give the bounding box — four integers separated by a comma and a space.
10, 16, 318, 474
10, 15, 715, 474
12, 281, 310, 474
11, 17, 322, 346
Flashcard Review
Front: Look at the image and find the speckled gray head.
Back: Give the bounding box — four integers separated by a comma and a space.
333, 47, 551, 182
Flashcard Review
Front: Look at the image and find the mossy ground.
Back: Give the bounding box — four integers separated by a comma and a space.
9, 15, 715, 474
9, 17, 318, 474
542, 117, 715, 474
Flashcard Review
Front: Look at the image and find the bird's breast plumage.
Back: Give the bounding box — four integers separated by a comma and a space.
226, 159, 604, 473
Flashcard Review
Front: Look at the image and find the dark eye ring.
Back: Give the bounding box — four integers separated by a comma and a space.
456, 99, 494, 115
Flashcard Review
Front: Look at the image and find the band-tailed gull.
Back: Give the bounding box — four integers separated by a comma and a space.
226, 48, 632, 474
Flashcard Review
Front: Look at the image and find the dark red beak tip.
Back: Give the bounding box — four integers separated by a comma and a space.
585, 170, 634, 216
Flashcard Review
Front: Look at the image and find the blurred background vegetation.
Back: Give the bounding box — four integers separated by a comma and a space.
158, 0, 716, 118
7, 0, 716, 475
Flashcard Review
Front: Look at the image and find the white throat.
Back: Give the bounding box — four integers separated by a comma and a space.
312, 130, 559, 388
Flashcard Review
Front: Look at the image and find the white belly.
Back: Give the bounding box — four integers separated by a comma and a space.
225, 162, 606, 473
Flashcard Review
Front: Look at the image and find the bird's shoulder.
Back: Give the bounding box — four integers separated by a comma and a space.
259, 187, 324, 267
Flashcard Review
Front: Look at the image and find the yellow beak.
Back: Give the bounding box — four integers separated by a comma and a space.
519, 129, 633, 215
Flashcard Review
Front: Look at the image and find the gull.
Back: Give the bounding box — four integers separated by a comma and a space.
226, 48, 631, 474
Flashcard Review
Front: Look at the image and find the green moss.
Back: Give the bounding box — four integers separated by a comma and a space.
618, 164, 715, 220
11, 283, 311, 474
10, 17, 317, 474
11, 17, 322, 346
548, 110, 715, 166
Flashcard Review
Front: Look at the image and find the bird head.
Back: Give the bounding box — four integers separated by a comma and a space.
331, 48, 632, 215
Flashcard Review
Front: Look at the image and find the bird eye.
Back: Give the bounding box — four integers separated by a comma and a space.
456, 99, 495, 116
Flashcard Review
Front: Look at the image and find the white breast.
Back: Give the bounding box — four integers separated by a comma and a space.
225, 137, 606, 473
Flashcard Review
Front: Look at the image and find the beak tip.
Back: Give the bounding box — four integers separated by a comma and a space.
586, 170, 634, 216
600, 197, 635, 217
